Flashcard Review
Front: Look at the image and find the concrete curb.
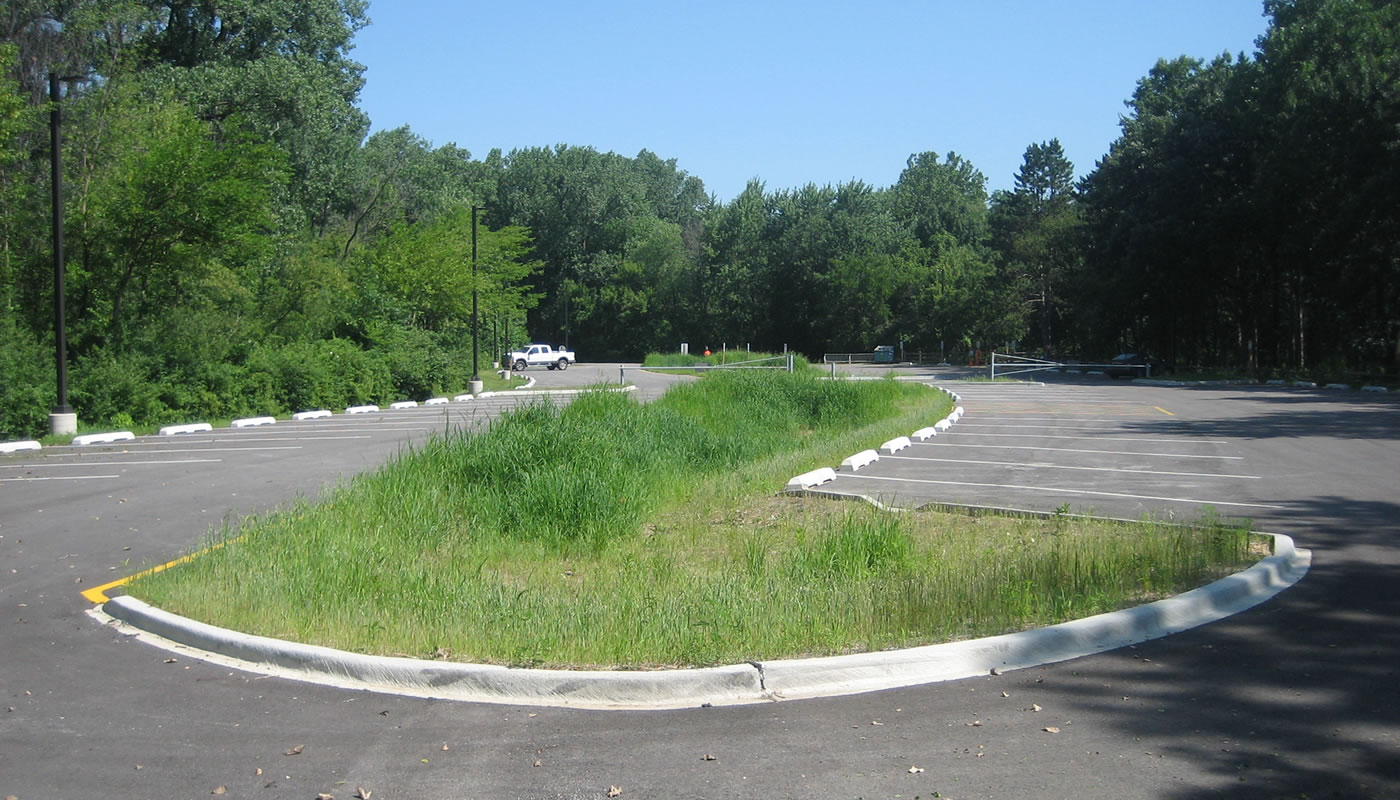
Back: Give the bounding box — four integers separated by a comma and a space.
0, 440, 41, 453
95, 533, 1307, 710
73, 431, 135, 445
292, 410, 332, 421
97, 596, 764, 710
159, 422, 213, 436
762, 533, 1309, 701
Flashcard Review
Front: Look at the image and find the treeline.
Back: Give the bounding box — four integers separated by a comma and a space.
1080, 0, 1400, 375
2, 0, 1396, 438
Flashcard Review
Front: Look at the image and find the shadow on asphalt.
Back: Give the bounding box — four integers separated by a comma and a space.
988, 490, 1400, 798
1110, 390, 1400, 442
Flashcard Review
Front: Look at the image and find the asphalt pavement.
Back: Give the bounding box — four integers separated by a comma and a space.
2, 365, 1398, 799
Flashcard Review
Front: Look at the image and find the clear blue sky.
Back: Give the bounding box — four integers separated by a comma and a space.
352, 1, 1270, 202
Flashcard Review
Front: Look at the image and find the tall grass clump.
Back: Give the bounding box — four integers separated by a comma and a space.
397, 370, 917, 549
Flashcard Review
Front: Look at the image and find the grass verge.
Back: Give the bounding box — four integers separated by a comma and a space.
126, 372, 1262, 669
641, 350, 816, 377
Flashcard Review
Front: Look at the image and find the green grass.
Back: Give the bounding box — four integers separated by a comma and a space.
642, 350, 815, 376
126, 371, 1263, 668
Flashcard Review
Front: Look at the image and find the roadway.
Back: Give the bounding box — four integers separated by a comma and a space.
2, 365, 1397, 799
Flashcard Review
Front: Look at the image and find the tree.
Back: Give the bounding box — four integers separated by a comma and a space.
0, 43, 33, 314
990, 139, 1082, 356
889, 151, 989, 250
1254, 0, 1400, 368
74, 99, 287, 348
363, 206, 539, 337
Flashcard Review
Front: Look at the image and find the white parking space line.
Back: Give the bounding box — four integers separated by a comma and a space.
0, 474, 120, 482
840, 474, 1285, 510
104, 432, 409, 445
912, 441, 1243, 460
207, 435, 376, 442
882, 455, 1260, 480
38, 446, 303, 456
954, 422, 1217, 434
960, 397, 1148, 404
967, 416, 1166, 424
1, 458, 222, 469
941, 432, 1229, 445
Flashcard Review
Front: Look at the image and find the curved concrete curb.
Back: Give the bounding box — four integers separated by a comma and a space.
762, 533, 1309, 701
97, 596, 763, 710
94, 534, 1307, 710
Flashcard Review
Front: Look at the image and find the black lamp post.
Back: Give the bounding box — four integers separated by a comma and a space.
48, 73, 76, 434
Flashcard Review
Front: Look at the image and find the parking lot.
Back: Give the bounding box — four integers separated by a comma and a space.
816, 378, 1282, 523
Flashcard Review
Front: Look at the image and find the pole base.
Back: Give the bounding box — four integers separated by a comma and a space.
49, 412, 77, 436
469, 379, 485, 397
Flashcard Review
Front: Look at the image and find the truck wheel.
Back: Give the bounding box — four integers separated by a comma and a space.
514, 359, 527, 372
547, 363, 556, 370
557, 358, 569, 371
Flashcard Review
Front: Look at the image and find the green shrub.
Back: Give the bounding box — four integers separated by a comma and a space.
245, 339, 393, 411
0, 320, 54, 438
69, 349, 172, 427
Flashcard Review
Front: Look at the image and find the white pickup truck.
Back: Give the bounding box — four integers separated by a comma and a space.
509, 343, 576, 371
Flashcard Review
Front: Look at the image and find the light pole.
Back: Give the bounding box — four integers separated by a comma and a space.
468, 205, 484, 396
48, 73, 76, 436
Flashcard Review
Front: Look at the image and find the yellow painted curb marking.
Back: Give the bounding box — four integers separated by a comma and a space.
81, 539, 234, 604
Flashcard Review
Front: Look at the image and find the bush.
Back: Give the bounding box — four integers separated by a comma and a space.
0, 320, 55, 439
68, 349, 173, 428
368, 325, 473, 401
244, 339, 394, 412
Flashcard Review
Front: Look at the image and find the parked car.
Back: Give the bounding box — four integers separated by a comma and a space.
1105, 353, 1170, 379
509, 343, 576, 371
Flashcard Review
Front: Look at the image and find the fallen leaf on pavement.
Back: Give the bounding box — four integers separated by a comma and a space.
284, 744, 304, 756
701, 754, 717, 761
355, 788, 371, 799
608, 786, 623, 797
212, 788, 227, 795
1043, 726, 1061, 734
908, 766, 925, 774
1031, 704, 1042, 712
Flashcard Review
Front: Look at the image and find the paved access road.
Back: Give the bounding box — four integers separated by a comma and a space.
2, 368, 1398, 799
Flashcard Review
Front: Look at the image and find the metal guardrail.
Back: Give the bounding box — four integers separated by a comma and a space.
822, 353, 880, 364
989, 352, 1151, 379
